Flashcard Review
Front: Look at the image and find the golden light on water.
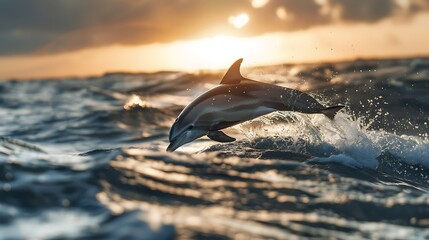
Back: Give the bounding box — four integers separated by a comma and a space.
228, 13, 249, 28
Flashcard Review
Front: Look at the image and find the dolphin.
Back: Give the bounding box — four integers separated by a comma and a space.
167, 58, 344, 152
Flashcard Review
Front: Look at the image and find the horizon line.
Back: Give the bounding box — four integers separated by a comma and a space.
2, 54, 428, 82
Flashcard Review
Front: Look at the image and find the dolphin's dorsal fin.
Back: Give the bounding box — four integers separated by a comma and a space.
220, 58, 244, 84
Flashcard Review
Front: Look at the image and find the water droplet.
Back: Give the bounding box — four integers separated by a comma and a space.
5, 172, 12, 180
3, 183, 11, 192
62, 199, 70, 207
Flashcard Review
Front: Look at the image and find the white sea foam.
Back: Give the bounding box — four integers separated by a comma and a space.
0, 209, 102, 239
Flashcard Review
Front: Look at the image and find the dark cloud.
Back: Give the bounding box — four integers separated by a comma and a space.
329, 0, 395, 22
0, 0, 428, 56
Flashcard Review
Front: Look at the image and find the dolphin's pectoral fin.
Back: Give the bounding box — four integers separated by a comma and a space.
220, 58, 244, 84
207, 131, 236, 142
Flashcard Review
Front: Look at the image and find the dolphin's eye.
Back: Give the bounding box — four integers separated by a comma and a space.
188, 125, 194, 130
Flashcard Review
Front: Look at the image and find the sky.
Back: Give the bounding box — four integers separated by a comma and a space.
0, 0, 428, 79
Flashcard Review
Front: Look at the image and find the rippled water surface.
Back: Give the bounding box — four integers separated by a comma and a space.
1, 58, 429, 239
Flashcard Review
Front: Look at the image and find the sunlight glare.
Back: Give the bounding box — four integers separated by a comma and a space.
176, 35, 262, 70
228, 14, 249, 28
124, 94, 148, 110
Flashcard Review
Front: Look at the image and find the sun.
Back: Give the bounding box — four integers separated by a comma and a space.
168, 35, 262, 70
228, 13, 249, 29
186, 35, 251, 68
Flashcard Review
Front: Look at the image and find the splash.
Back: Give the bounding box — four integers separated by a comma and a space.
234, 109, 429, 170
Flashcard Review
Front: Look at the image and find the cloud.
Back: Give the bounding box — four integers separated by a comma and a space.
0, 0, 428, 56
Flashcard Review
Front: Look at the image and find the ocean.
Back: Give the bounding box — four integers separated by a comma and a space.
0, 57, 428, 239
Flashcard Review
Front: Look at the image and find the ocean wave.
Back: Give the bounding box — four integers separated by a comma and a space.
1, 57, 429, 239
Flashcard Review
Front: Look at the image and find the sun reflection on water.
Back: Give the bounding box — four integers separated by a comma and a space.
94, 142, 429, 239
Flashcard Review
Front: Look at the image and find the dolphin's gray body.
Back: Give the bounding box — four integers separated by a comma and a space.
167, 59, 344, 151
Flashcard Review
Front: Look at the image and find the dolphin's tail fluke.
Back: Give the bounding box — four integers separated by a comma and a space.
321, 105, 344, 120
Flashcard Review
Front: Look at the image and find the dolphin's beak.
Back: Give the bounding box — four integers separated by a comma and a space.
166, 130, 207, 152
167, 133, 188, 152
166, 140, 180, 152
